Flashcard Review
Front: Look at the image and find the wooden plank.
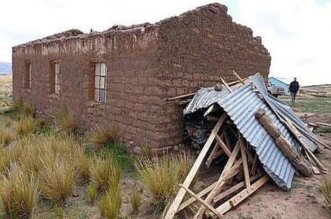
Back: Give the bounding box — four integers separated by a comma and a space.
228, 80, 240, 86
164, 114, 227, 219
220, 77, 232, 92
305, 148, 327, 172
193, 140, 241, 219
240, 140, 250, 188
204, 105, 215, 117
167, 92, 196, 101
177, 181, 217, 213
205, 142, 220, 167
215, 175, 269, 215
316, 122, 331, 128
232, 70, 245, 84
305, 150, 321, 175
179, 185, 222, 218
213, 175, 260, 203
215, 135, 232, 157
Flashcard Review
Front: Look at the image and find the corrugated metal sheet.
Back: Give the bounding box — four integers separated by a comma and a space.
250, 75, 318, 152
184, 83, 301, 190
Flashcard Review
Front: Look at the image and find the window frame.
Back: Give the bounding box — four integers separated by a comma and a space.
54, 62, 60, 95
25, 61, 32, 89
94, 62, 107, 103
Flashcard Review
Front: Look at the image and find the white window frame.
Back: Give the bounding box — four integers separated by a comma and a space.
94, 63, 107, 102
54, 62, 60, 94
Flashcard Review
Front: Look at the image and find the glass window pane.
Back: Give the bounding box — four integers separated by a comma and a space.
100, 63, 106, 76
95, 75, 100, 88
100, 77, 105, 89
55, 84, 60, 94
99, 90, 105, 102
95, 89, 99, 101
95, 63, 101, 76
55, 63, 59, 74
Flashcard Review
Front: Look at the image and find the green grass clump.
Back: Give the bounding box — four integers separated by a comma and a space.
0, 168, 38, 219
90, 156, 121, 193
321, 178, 331, 208
130, 187, 142, 213
39, 159, 75, 204
0, 128, 14, 146
89, 125, 118, 149
99, 184, 121, 219
135, 152, 194, 210
86, 184, 97, 205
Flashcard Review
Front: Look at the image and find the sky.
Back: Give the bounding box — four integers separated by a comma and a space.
1, 0, 330, 85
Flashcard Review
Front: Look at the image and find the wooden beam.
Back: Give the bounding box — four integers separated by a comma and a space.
179, 184, 222, 218
167, 92, 196, 101
240, 139, 250, 188
164, 114, 227, 219
215, 175, 269, 215
177, 181, 217, 213
204, 105, 215, 117
193, 140, 241, 219
213, 175, 260, 203
206, 142, 220, 167
232, 70, 244, 84
220, 77, 232, 92
316, 122, 331, 128
305, 148, 327, 172
215, 135, 232, 157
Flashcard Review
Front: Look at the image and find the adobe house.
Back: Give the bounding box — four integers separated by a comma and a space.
12, 3, 271, 153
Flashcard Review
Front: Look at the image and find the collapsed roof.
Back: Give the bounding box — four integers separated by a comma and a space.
184, 75, 322, 190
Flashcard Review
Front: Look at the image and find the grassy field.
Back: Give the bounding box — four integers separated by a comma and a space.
280, 94, 331, 113
1, 75, 331, 219
0, 75, 194, 219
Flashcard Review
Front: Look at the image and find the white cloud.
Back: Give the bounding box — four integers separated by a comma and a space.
1, 0, 330, 85
235, 0, 331, 86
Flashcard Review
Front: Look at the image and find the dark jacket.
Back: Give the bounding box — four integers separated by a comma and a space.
289, 81, 299, 93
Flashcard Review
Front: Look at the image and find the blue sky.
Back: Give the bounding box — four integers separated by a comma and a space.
1, 0, 330, 85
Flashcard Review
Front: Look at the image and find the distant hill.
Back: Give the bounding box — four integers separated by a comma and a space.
0, 62, 12, 75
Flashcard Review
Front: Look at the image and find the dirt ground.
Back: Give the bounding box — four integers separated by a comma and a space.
1, 75, 331, 218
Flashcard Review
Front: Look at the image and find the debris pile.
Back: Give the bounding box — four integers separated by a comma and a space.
164, 73, 329, 219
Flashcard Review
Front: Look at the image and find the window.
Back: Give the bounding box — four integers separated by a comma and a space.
25, 62, 31, 89
94, 63, 107, 102
54, 63, 60, 94
50, 61, 60, 94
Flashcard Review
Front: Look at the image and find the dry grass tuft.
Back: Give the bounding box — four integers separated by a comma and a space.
89, 125, 118, 149
135, 152, 194, 210
90, 156, 121, 193
321, 178, 331, 208
55, 108, 78, 134
39, 159, 75, 204
0, 128, 14, 146
4, 118, 14, 128
98, 184, 121, 219
130, 187, 142, 213
16, 115, 38, 137
0, 168, 38, 218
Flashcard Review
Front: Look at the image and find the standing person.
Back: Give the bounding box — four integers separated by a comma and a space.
289, 77, 300, 104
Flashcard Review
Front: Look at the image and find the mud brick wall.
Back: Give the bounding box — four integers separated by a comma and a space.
12, 3, 271, 152
154, 3, 271, 149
